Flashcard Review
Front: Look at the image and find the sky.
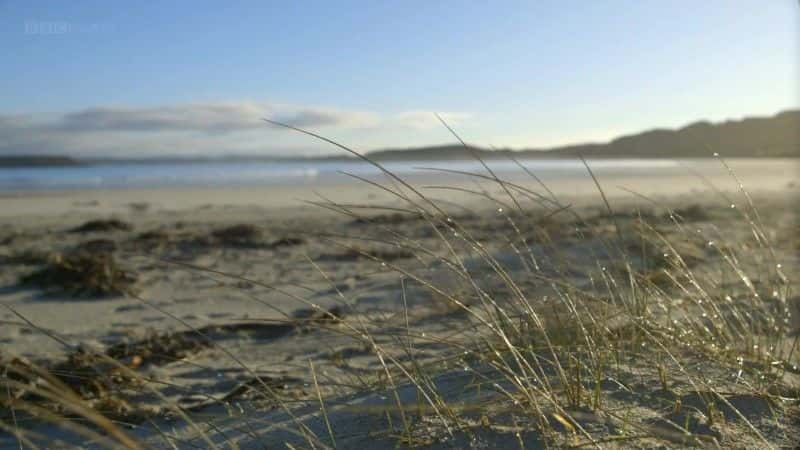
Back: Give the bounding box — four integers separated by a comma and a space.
1, 1, 797, 158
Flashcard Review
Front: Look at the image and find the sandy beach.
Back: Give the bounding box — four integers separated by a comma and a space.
1, 158, 799, 448
3, 0, 798, 446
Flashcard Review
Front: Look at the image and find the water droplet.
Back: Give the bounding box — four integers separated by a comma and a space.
713, 152, 719, 157
730, 204, 736, 209
497, 208, 503, 213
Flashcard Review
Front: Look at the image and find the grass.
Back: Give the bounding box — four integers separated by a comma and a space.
1, 133, 797, 448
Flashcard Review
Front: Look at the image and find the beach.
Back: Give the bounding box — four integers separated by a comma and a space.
1, 158, 799, 448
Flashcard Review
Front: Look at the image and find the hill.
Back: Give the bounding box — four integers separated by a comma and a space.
366, 109, 799, 160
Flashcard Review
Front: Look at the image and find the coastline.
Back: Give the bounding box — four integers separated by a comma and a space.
0, 158, 796, 220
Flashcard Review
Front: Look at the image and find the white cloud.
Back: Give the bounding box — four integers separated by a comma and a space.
58, 103, 268, 132
0, 101, 471, 157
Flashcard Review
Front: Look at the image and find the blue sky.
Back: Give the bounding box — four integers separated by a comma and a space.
1, 1, 797, 157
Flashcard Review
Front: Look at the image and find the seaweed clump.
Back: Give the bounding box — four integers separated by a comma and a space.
210, 224, 263, 247
20, 252, 137, 297
204, 224, 306, 249
70, 219, 132, 233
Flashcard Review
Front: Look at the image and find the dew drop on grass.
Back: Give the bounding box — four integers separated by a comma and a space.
713, 152, 720, 157
730, 204, 736, 209
497, 208, 503, 213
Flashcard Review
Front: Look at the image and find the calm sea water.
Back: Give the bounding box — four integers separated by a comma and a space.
0, 159, 681, 192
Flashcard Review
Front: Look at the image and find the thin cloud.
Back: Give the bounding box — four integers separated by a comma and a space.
57, 103, 267, 132
391, 111, 472, 130
0, 101, 471, 157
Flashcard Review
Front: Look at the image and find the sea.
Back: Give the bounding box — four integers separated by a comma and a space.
0, 159, 684, 192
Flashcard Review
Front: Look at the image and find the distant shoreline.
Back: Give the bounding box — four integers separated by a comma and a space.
3, 109, 796, 166
0, 158, 796, 201
1, 154, 798, 170
0, 156, 84, 168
